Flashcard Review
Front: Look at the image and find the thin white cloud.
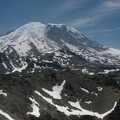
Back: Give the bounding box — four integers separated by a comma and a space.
98, 0, 120, 12
85, 27, 120, 34
67, 17, 100, 28
101, 27, 120, 32
52, 0, 89, 17
67, 0, 120, 28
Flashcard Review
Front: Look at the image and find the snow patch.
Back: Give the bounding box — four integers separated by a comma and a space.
35, 90, 117, 119
105, 48, 120, 58
0, 109, 15, 120
42, 80, 65, 99
27, 97, 40, 117
0, 90, 7, 97
2, 62, 8, 69
80, 87, 89, 93
91, 91, 98, 96
84, 101, 92, 104
82, 68, 94, 75
97, 87, 103, 91
69, 100, 117, 119
35, 90, 82, 116
6, 57, 27, 74
97, 69, 120, 74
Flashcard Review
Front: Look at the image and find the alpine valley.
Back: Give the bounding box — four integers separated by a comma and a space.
0, 22, 120, 120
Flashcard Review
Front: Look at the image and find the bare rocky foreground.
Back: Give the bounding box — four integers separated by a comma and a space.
0, 69, 120, 120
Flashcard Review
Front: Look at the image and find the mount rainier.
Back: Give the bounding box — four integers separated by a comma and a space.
0, 22, 120, 73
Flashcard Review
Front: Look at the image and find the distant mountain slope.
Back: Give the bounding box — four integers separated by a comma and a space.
0, 22, 120, 74
0, 22, 120, 69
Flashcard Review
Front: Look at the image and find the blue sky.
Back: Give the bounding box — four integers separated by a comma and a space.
0, 0, 120, 49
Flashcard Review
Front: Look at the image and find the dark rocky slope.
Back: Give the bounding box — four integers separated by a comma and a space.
0, 69, 120, 120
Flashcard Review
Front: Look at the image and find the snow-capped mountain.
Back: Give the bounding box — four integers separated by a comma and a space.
0, 22, 120, 74
0, 22, 120, 62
